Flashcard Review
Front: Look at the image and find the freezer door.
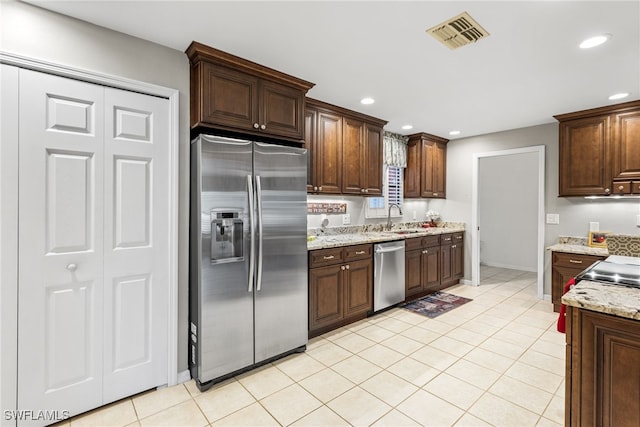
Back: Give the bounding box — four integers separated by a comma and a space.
253, 142, 308, 362
192, 135, 255, 382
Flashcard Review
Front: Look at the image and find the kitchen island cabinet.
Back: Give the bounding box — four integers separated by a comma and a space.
563, 282, 640, 426
186, 41, 315, 143
308, 244, 373, 337
555, 100, 640, 196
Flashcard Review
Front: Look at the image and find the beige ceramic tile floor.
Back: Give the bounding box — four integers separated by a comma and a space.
56, 267, 566, 426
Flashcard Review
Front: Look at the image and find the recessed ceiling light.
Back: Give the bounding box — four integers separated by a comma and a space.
579, 34, 611, 49
360, 97, 375, 105
449, 130, 461, 136
401, 125, 413, 130
608, 92, 629, 100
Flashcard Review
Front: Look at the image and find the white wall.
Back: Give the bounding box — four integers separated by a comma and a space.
479, 152, 538, 271
443, 123, 640, 296
1, 0, 191, 374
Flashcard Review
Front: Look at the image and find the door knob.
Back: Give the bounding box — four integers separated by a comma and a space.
260, 124, 266, 130
253, 123, 260, 129
66, 263, 78, 272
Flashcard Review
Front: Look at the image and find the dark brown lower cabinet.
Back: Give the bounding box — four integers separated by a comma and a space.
308, 244, 372, 337
405, 232, 463, 301
551, 252, 605, 312
566, 306, 640, 427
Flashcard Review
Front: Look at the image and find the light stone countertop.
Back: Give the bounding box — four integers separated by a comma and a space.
546, 243, 609, 257
307, 226, 465, 251
562, 280, 640, 321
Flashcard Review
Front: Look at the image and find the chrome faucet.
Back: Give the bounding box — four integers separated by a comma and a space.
386, 203, 403, 230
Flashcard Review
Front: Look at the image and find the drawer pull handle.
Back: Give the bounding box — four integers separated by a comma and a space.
569, 259, 583, 264
355, 251, 366, 255
323, 255, 335, 260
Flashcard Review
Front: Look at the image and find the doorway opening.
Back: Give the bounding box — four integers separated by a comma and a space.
471, 146, 545, 299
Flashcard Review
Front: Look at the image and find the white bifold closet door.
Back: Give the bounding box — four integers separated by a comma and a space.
17, 69, 169, 421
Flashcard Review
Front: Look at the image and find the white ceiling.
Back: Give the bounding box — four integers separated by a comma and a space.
25, 1, 640, 139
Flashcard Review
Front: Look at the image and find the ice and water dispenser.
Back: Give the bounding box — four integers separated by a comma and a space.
210, 210, 243, 263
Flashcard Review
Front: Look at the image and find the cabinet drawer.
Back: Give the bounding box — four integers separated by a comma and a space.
552, 252, 603, 269
422, 235, 440, 247
344, 244, 372, 261
440, 233, 454, 244
405, 237, 423, 251
452, 232, 464, 242
309, 247, 344, 268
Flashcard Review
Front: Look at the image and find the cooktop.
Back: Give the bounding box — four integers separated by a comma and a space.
576, 260, 640, 289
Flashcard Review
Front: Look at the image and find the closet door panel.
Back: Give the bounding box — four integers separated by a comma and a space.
18, 69, 105, 419
102, 88, 169, 402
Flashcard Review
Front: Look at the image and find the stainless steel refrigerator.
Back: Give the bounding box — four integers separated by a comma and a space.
189, 135, 308, 390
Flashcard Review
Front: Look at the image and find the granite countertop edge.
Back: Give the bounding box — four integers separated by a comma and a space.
546, 243, 609, 257
307, 226, 465, 250
562, 280, 640, 321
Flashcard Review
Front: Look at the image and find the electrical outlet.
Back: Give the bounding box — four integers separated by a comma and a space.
589, 222, 599, 231
636, 214, 640, 227
546, 213, 560, 224
342, 214, 350, 225
412, 211, 417, 220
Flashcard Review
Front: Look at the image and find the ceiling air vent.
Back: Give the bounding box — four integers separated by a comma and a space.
427, 11, 489, 50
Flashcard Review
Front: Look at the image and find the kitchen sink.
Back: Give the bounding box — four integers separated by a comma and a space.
385, 229, 423, 235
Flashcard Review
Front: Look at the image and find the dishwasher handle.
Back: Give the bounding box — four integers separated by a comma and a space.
375, 245, 405, 254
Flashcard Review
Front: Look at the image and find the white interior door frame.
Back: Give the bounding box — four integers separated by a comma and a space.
0, 52, 180, 394
471, 145, 545, 299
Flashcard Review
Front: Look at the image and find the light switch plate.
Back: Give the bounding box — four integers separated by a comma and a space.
546, 213, 560, 224
636, 214, 640, 227
342, 214, 350, 225
589, 222, 599, 231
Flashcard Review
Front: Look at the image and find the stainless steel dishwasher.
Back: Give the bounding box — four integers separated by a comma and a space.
374, 240, 405, 311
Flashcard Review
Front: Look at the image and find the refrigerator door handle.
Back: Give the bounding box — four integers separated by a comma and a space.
247, 174, 255, 293
256, 175, 264, 291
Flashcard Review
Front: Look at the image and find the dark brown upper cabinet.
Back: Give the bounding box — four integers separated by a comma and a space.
404, 132, 448, 198
555, 100, 640, 196
305, 98, 387, 195
186, 41, 315, 143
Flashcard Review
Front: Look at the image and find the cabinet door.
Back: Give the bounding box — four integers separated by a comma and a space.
342, 117, 365, 194
559, 115, 612, 196
365, 123, 384, 195
343, 259, 373, 318
421, 140, 435, 198
305, 108, 317, 192
422, 247, 440, 291
432, 142, 446, 198
316, 111, 342, 193
309, 265, 343, 332
260, 80, 305, 140
451, 242, 463, 279
551, 266, 582, 312
612, 109, 640, 181
405, 249, 423, 298
440, 244, 453, 285
404, 140, 421, 198
571, 309, 640, 427
199, 62, 258, 132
